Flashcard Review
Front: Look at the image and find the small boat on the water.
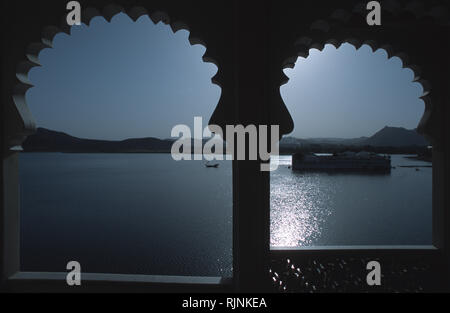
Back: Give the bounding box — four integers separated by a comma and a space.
205, 161, 219, 168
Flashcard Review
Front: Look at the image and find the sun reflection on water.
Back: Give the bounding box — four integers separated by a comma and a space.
270, 155, 432, 247
270, 156, 332, 247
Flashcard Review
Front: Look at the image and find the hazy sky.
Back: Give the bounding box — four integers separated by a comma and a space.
26, 12, 424, 140
281, 44, 424, 138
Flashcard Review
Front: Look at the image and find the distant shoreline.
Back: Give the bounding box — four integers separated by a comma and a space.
20, 150, 232, 155
22, 127, 431, 156
21, 151, 429, 157
404, 155, 432, 162
21, 150, 172, 154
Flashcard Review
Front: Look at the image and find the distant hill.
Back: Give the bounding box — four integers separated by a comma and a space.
361, 126, 429, 147
22, 128, 173, 153
23, 126, 429, 153
280, 126, 429, 149
306, 136, 369, 146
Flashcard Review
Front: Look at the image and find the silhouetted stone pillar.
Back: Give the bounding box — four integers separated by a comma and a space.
232, 0, 271, 292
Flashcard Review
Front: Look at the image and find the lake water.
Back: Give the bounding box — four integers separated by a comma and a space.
271, 155, 432, 247
19, 153, 431, 276
19, 153, 233, 277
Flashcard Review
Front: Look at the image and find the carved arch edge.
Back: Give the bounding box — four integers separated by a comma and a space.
278, 0, 449, 146
9, 3, 224, 150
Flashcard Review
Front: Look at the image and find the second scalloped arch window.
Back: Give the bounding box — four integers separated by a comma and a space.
271, 43, 431, 248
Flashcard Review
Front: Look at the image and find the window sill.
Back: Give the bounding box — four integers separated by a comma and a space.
6, 271, 233, 292
270, 245, 439, 256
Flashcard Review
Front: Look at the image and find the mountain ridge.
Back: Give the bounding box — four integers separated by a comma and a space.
281, 126, 429, 148
22, 126, 430, 153
22, 128, 173, 152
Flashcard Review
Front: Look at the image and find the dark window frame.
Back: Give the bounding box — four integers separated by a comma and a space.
2, 0, 449, 293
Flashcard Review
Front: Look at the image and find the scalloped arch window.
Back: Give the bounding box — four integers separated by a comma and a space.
19, 12, 232, 278
271, 43, 432, 248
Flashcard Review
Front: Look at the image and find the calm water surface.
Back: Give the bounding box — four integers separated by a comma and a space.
20, 153, 431, 276
271, 155, 432, 247
20, 153, 233, 276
